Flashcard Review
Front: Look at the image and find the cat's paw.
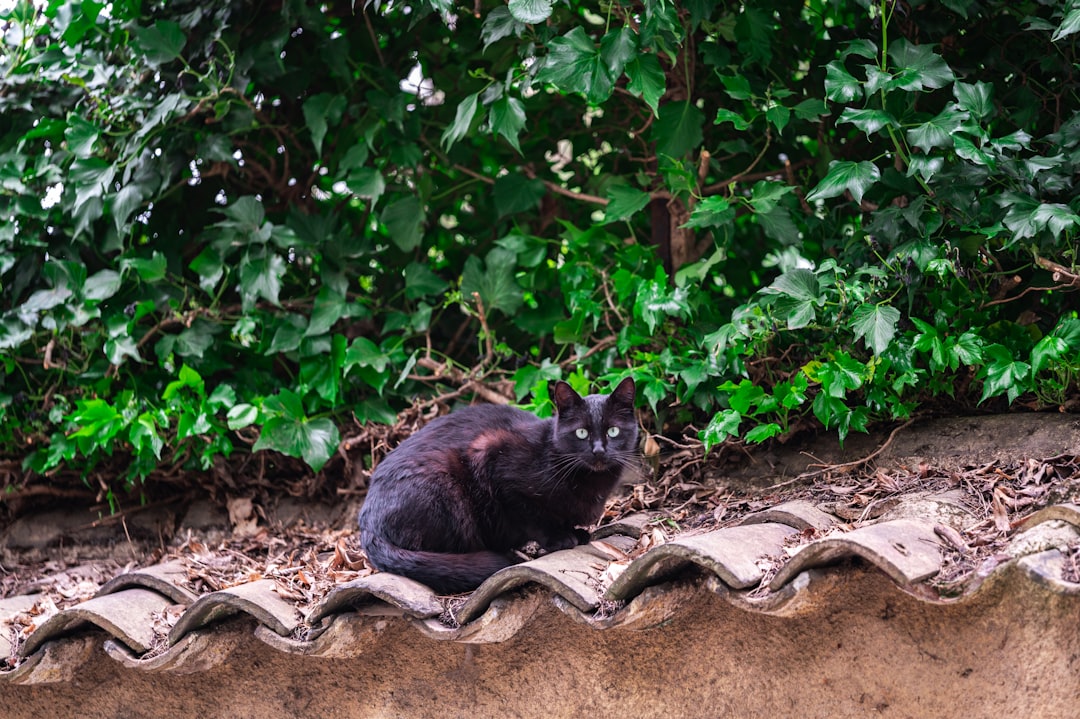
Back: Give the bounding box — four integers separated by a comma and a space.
519, 540, 546, 558
540, 530, 587, 553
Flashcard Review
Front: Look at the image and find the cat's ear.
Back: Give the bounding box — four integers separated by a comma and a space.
609, 376, 636, 407
551, 380, 583, 414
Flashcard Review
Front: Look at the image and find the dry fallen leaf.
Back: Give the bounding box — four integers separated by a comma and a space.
934, 524, 969, 552
990, 488, 1012, 534
589, 539, 628, 562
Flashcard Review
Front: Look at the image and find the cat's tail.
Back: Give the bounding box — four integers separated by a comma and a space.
360, 532, 514, 595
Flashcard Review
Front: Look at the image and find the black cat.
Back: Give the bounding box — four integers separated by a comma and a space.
357, 377, 639, 594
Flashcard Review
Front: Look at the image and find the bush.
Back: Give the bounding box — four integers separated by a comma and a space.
0, 0, 1077, 500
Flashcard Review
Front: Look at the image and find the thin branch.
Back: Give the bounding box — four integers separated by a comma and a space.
561, 335, 617, 367
362, 6, 385, 66
452, 163, 496, 185
1035, 256, 1080, 287
702, 157, 814, 195
541, 179, 610, 206
981, 283, 1075, 308
768, 419, 915, 489
471, 292, 495, 368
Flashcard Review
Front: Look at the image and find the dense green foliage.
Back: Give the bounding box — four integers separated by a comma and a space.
1, 0, 1078, 499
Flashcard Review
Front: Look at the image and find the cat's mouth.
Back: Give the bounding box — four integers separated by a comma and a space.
584, 458, 615, 472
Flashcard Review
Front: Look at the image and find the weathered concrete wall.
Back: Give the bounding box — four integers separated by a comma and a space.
5, 565, 1078, 719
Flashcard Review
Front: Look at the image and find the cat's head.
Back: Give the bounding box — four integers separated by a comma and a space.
549, 377, 639, 473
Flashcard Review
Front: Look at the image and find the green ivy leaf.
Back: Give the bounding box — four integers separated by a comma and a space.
850, 303, 900, 355
840, 39, 879, 59
603, 185, 651, 224
441, 92, 479, 150
355, 397, 398, 425
906, 106, 968, 152
757, 205, 799, 244
824, 60, 862, 102
493, 173, 545, 217
461, 247, 523, 316
805, 160, 880, 205
745, 423, 782, 443
765, 104, 790, 134
1051, 8, 1080, 41
979, 344, 1031, 404
837, 108, 898, 138
625, 54, 665, 116
303, 93, 346, 156
765, 268, 822, 329
535, 27, 614, 105
599, 27, 636, 79
1031, 203, 1080, 239
748, 181, 796, 214
906, 154, 944, 182
64, 114, 100, 158
120, 251, 167, 283
404, 262, 448, 300
508, 0, 552, 24
912, 317, 946, 371
1052, 318, 1080, 351
380, 196, 425, 252
1032, 335, 1069, 374
887, 40, 955, 91
700, 409, 741, 453
105, 336, 142, 366
306, 287, 347, 337
954, 135, 994, 167
717, 73, 753, 100
300, 334, 346, 403
239, 252, 286, 310
84, 269, 122, 302
129, 413, 164, 460
683, 195, 734, 229
714, 108, 751, 130
953, 81, 994, 120
131, 20, 186, 64
344, 336, 390, 374
652, 101, 705, 159
227, 404, 259, 431
489, 96, 526, 153
254, 415, 340, 472
721, 379, 765, 415
950, 331, 985, 369
768, 268, 821, 302
634, 277, 689, 333
111, 183, 147, 233
813, 352, 866, 399
266, 314, 306, 354
175, 321, 216, 358
792, 98, 829, 121
345, 167, 386, 205
481, 7, 525, 47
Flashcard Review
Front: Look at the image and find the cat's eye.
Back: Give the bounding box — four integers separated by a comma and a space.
575, 428, 589, 439
607, 426, 620, 438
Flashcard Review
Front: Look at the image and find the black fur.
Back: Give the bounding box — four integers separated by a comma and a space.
357, 377, 639, 594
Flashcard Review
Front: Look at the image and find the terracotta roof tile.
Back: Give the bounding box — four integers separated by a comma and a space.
768, 518, 944, 590
19, 588, 175, 658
